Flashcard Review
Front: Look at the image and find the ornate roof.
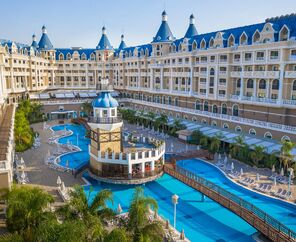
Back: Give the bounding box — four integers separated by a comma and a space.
118, 34, 127, 50
38, 26, 54, 50
92, 91, 119, 108
96, 26, 113, 50
184, 14, 198, 38
152, 10, 174, 43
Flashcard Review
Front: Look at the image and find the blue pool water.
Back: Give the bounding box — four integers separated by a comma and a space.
52, 124, 90, 169
178, 159, 296, 233
83, 172, 256, 242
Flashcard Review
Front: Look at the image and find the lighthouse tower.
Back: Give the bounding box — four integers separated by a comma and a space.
88, 79, 123, 176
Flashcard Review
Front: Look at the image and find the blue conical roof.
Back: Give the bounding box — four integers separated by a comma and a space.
92, 91, 118, 108
96, 26, 113, 50
31, 34, 38, 48
38, 26, 53, 50
118, 34, 127, 50
152, 11, 174, 43
185, 14, 198, 38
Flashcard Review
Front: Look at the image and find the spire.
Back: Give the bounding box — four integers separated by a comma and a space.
184, 14, 198, 38
96, 26, 113, 50
38, 25, 54, 50
31, 34, 38, 48
152, 10, 174, 43
118, 34, 127, 50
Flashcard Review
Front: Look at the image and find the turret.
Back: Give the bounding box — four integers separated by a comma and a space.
152, 10, 174, 43
184, 14, 198, 38
31, 34, 38, 48
96, 26, 113, 50
118, 34, 127, 50
38, 25, 54, 50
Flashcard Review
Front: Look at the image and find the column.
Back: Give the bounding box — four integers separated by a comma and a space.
189, 63, 194, 95
278, 64, 285, 104
151, 160, 155, 171
160, 68, 163, 90
253, 79, 257, 98
206, 67, 210, 98
266, 80, 270, 99
239, 67, 244, 99
141, 162, 145, 176
128, 163, 132, 178
169, 67, 173, 93
214, 66, 219, 99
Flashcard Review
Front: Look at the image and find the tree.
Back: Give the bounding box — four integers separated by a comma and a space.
154, 114, 168, 132
200, 136, 208, 149
280, 140, 296, 170
81, 101, 93, 117
250, 145, 265, 167
191, 130, 204, 145
3, 186, 54, 242
104, 228, 130, 242
128, 187, 164, 242
230, 135, 245, 159
208, 136, 221, 160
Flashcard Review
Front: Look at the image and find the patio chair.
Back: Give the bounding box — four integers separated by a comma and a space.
279, 190, 287, 198
274, 188, 282, 196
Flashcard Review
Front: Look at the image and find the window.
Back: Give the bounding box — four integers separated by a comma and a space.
204, 101, 209, 111
236, 79, 241, 88
103, 110, 108, 117
256, 52, 265, 61
279, 26, 289, 41
259, 79, 266, 89
253, 30, 260, 43
281, 136, 291, 142
200, 39, 206, 49
223, 123, 229, 129
249, 129, 256, 136
111, 109, 116, 116
228, 35, 235, 47
235, 126, 242, 132
234, 54, 240, 61
209, 38, 214, 48
293, 80, 296, 90
192, 41, 197, 50
220, 55, 227, 62
247, 79, 254, 88
210, 68, 215, 75
272, 79, 279, 90
174, 98, 179, 106
213, 105, 218, 113
232, 105, 239, 116
245, 53, 252, 61
221, 103, 227, 114
240, 33, 247, 45
270, 51, 279, 60
212, 121, 217, 127
195, 100, 201, 110
219, 79, 226, 86
66, 53, 71, 60
264, 132, 272, 139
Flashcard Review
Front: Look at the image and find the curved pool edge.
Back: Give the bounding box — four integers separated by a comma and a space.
178, 158, 296, 209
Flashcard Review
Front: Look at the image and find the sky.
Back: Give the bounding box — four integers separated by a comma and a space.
1, 0, 296, 48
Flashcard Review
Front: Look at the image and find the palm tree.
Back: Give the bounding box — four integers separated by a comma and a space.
154, 114, 168, 131
191, 130, 204, 145
104, 228, 130, 242
280, 140, 296, 170
200, 136, 208, 149
128, 187, 164, 242
208, 136, 221, 160
81, 101, 93, 117
3, 186, 54, 242
230, 135, 245, 159
250, 145, 265, 167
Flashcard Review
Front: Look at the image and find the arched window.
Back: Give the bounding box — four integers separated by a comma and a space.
228, 35, 235, 47
281, 136, 291, 142
81, 53, 87, 60
221, 103, 227, 114
59, 53, 64, 60
213, 104, 218, 113
202, 119, 207, 124
168, 96, 172, 105
195, 100, 201, 110
253, 30, 260, 43
279, 26, 289, 41
181, 78, 186, 85
212, 121, 217, 127
223, 123, 229, 129
240, 32, 248, 45
232, 104, 239, 116
66, 53, 71, 60
209, 38, 214, 48
210, 68, 215, 76
178, 43, 182, 52
200, 39, 206, 49
162, 96, 166, 104
235, 126, 242, 132
247, 79, 254, 88
204, 101, 209, 111
192, 41, 197, 50
272, 79, 279, 90
249, 129, 256, 136
192, 117, 197, 122
264, 132, 272, 139
174, 98, 179, 106
236, 79, 241, 88
184, 115, 188, 120
293, 80, 296, 91
176, 113, 180, 119
259, 79, 266, 89
90, 53, 95, 60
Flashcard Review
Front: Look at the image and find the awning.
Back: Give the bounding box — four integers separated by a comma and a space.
88, 92, 97, 97
39, 93, 50, 99
64, 93, 75, 98
79, 93, 89, 98
55, 93, 65, 98
29, 93, 39, 99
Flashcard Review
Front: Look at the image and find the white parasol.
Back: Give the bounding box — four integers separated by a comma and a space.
117, 203, 123, 214
56, 176, 62, 186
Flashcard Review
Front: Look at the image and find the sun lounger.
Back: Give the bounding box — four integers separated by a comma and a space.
254, 183, 264, 191
274, 188, 283, 196
279, 190, 287, 198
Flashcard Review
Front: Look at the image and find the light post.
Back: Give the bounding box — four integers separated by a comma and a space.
171, 194, 179, 228
288, 168, 294, 193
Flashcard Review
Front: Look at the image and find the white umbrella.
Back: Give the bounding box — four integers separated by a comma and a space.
272, 165, 275, 173
117, 203, 122, 214
196, 145, 200, 150
281, 168, 284, 176
231, 162, 234, 171
66, 160, 69, 168
21, 171, 26, 180
47, 149, 51, 157
224, 156, 228, 164
273, 176, 277, 186
185, 144, 188, 152
218, 154, 221, 160
56, 176, 62, 186
240, 168, 243, 176
60, 182, 65, 191
180, 229, 185, 240
256, 173, 260, 181
20, 157, 25, 165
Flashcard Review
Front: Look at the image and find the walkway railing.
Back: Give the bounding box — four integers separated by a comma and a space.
164, 165, 296, 242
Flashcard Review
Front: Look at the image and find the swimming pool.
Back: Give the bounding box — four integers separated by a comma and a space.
83, 172, 256, 242
177, 159, 296, 234
52, 124, 90, 169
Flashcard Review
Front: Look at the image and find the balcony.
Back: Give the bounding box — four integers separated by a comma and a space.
219, 71, 227, 76
289, 55, 296, 61
285, 71, 296, 78
88, 115, 122, 124
230, 71, 280, 78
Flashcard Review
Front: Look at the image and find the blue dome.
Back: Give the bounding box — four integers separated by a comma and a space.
96, 26, 113, 50
92, 92, 119, 108
185, 23, 198, 38
152, 11, 174, 43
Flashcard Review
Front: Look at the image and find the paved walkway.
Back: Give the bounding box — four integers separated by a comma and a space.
18, 121, 84, 188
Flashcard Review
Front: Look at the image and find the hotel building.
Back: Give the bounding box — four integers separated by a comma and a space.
0, 11, 296, 187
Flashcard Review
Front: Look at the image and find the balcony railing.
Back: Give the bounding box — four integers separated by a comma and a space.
88, 115, 122, 124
